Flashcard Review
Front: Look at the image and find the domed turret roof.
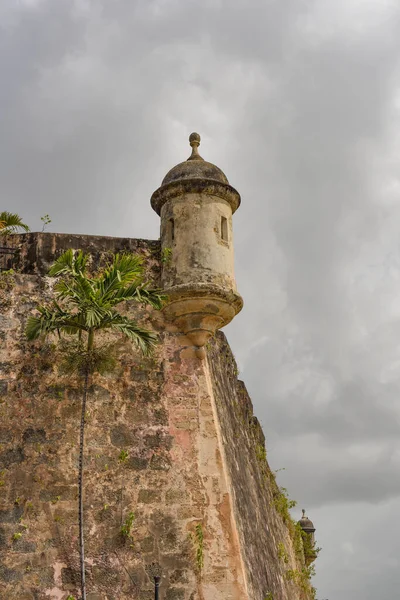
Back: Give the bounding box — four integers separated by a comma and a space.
298, 510, 315, 533
151, 132, 241, 216
161, 132, 229, 186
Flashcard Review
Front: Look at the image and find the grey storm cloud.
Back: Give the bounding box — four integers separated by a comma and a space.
2, 1, 400, 598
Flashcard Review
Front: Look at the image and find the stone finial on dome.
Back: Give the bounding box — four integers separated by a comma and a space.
158, 132, 231, 188
189, 131, 201, 145
188, 132, 203, 161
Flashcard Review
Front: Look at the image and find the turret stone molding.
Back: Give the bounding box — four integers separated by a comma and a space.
151, 133, 243, 358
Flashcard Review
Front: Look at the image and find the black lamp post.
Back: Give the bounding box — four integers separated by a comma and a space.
154, 575, 161, 600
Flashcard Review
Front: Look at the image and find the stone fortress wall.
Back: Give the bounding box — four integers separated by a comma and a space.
0, 232, 315, 600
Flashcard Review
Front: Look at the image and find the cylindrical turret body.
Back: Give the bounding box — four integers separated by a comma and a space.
160, 191, 236, 291
151, 133, 243, 356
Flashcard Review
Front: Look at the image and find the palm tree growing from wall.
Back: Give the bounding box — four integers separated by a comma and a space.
26, 249, 165, 600
0, 211, 30, 235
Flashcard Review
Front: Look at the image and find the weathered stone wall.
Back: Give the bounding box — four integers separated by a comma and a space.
207, 335, 313, 600
0, 233, 313, 600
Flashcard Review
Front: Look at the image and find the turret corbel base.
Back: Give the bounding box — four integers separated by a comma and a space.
163, 284, 243, 359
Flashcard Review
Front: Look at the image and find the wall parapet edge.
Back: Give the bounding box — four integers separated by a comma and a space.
2, 232, 161, 275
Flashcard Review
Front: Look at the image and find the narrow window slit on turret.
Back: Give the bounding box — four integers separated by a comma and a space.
168, 218, 174, 242
221, 216, 228, 242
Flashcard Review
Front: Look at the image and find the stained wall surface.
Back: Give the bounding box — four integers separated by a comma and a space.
0, 233, 313, 600
160, 194, 236, 291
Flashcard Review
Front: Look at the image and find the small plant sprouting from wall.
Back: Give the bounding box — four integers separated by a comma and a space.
196, 524, 204, 571
285, 565, 316, 599
194, 523, 204, 572
255, 443, 267, 464
120, 511, 135, 539
254, 442, 271, 488
301, 528, 321, 565
12, 519, 28, 541
40, 214, 52, 232
264, 593, 274, 600
293, 522, 304, 561
292, 520, 321, 567
277, 541, 289, 564
161, 247, 172, 265
268, 470, 320, 595
273, 486, 297, 527
118, 449, 129, 463
54, 514, 64, 523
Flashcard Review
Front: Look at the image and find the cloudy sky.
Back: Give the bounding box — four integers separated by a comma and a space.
2, 0, 400, 597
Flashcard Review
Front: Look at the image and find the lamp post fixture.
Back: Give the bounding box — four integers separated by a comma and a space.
148, 563, 162, 600
154, 575, 160, 600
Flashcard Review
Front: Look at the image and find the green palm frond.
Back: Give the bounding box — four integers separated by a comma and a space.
0, 211, 30, 235
104, 253, 144, 283
107, 283, 166, 309
27, 249, 163, 365
97, 253, 144, 300
48, 249, 89, 277
84, 305, 109, 328
25, 304, 84, 340
74, 250, 90, 275
49, 250, 164, 311
54, 279, 84, 304
72, 273, 96, 304
48, 249, 74, 276
129, 285, 166, 309
100, 312, 158, 355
